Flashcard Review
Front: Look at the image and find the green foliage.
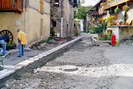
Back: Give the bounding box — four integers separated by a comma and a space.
75, 7, 90, 19
39, 37, 53, 44
99, 34, 112, 40
114, 7, 120, 14
89, 22, 107, 34
47, 37, 53, 42
6, 41, 16, 50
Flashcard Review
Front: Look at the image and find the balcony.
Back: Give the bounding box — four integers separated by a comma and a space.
0, 0, 23, 13
103, 0, 129, 10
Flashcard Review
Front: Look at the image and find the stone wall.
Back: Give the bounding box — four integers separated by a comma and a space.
50, 0, 74, 38
0, 0, 50, 44
120, 27, 133, 40
63, 0, 74, 37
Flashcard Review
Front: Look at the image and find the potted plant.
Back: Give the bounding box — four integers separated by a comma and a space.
123, 5, 129, 12
114, 7, 121, 14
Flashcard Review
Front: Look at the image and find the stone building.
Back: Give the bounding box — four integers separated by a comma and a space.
50, 0, 79, 38
0, 0, 50, 44
90, 0, 133, 42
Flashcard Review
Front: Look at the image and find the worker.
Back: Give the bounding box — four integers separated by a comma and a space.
17, 29, 27, 57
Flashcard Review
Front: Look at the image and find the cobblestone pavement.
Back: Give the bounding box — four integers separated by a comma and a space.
2, 35, 133, 89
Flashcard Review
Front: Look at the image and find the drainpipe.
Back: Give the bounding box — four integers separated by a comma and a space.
23, 0, 26, 32
61, 17, 64, 38
60, 0, 64, 38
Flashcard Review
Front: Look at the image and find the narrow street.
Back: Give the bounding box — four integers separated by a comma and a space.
2, 35, 133, 89
1, 0, 133, 88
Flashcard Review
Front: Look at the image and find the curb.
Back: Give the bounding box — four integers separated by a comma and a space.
0, 36, 83, 85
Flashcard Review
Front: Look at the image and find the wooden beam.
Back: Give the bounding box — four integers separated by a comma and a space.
0, 0, 23, 13
104, 0, 130, 10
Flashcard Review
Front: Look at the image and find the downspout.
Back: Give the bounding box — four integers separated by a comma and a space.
23, 0, 26, 32
61, 0, 64, 38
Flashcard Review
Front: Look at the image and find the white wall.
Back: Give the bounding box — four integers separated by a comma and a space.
80, 0, 100, 7
80, 19, 84, 31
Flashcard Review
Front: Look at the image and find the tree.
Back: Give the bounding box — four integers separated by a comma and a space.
75, 7, 91, 19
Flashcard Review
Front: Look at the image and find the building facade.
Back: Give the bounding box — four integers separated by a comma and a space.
0, 0, 50, 44
51, 0, 78, 38
90, 0, 133, 42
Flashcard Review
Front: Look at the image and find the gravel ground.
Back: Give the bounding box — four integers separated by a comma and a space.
3, 39, 67, 65
2, 35, 133, 89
